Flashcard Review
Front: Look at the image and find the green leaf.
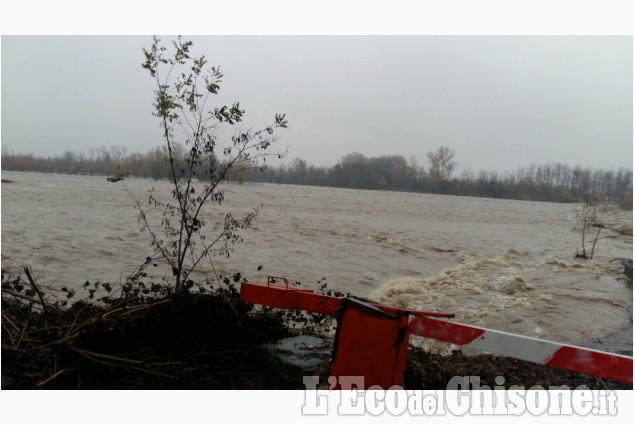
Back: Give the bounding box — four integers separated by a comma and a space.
275, 113, 288, 128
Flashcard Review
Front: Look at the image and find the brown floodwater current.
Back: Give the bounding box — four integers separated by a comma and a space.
1, 171, 632, 353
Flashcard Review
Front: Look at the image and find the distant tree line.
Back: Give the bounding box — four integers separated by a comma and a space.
247, 147, 632, 207
2, 144, 632, 207
1, 145, 249, 183
2, 146, 134, 177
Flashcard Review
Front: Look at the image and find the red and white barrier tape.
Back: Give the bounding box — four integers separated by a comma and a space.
408, 315, 633, 384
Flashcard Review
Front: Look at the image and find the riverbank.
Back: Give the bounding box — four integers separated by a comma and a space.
1, 269, 630, 390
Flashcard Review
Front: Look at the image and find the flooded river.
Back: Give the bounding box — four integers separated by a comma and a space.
1, 171, 632, 351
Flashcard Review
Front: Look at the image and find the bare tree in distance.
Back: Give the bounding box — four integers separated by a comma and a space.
427, 146, 456, 185
110, 36, 288, 291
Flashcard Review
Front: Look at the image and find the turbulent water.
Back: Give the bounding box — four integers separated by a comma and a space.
1, 171, 632, 351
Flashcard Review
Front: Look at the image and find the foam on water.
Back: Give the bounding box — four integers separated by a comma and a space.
369, 248, 632, 353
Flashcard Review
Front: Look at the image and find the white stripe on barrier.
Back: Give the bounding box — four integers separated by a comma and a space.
465, 328, 562, 364
408, 315, 633, 384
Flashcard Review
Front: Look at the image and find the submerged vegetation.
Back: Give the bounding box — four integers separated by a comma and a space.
572, 193, 633, 260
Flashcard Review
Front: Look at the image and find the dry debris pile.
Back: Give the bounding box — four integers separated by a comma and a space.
1, 268, 290, 389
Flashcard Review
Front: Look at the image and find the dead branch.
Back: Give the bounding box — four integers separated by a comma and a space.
37, 369, 67, 387
68, 346, 144, 365
2, 289, 43, 305
24, 267, 48, 314
130, 366, 177, 380
1, 322, 17, 349
2, 312, 20, 332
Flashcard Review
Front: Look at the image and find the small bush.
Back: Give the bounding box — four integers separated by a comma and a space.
621, 193, 633, 210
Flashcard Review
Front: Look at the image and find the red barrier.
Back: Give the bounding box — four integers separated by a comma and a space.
329, 298, 410, 389
240, 278, 634, 387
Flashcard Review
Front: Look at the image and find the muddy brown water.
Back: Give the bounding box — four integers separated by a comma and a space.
1, 171, 632, 353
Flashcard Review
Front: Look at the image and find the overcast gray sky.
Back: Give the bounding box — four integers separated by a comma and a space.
1, 23, 633, 175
